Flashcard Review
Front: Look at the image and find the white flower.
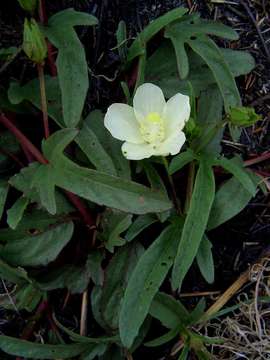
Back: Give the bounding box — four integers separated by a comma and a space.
104, 83, 190, 160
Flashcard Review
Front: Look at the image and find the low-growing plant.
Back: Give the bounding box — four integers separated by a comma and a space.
0, 1, 263, 359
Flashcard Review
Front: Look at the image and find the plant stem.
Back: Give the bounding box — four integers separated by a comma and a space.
162, 156, 182, 215
0, 113, 96, 228
184, 161, 195, 214
133, 53, 146, 96
0, 113, 48, 164
37, 63, 50, 139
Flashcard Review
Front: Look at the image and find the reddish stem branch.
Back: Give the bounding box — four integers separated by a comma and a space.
0, 113, 48, 164
0, 113, 96, 227
244, 152, 270, 167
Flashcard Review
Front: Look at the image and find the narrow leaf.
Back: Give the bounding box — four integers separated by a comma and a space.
119, 222, 182, 348
7, 196, 29, 229
169, 149, 195, 175
213, 156, 256, 196
172, 161, 215, 290
196, 235, 214, 284
0, 180, 9, 219
0, 336, 89, 359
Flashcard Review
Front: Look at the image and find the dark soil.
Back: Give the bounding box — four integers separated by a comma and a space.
0, 0, 270, 359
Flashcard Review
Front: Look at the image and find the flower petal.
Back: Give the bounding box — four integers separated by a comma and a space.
122, 142, 154, 160
154, 131, 186, 156
104, 103, 143, 144
133, 83, 166, 121
164, 93, 190, 136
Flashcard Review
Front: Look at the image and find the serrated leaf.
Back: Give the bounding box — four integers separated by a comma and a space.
213, 156, 256, 196
196, 235, 214, 284
7, 196, 29, 229
127, 7, 188, 62
119, 222, 182, 348
1, 222, 74, 267
45, 9, 98, 127
149, 292, 190, 329
172, 161, 215, 290
169, 149, 195, 175
0, 336, 90, 359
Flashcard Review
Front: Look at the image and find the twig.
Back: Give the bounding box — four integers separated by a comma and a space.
240, 0, 270, 62
244, 151, 270, 167
80, 290, 88, 336
202, 246, 270, 321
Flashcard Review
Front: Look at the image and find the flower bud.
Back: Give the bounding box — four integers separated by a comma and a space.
23, 18, 47, 64
228, 106, 261, 127
17, 0, 37, 13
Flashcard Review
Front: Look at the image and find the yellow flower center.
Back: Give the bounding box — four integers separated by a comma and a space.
140, 112, 165, 144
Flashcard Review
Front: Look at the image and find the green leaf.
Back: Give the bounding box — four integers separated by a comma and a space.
196, 235, 214, 284
169, 149, 195, 175
0, 180, 9, 219
8, 77, 64, 127
193, 85, 224, 155
187, 35, 241, 112
1, 222, 74, 267
127, 7, 188, 62
42, 128, 78, 161
100, 209, 132, 252
0, 336, 90, 359
179, 345, 190, 360
125, 214, 157, 242
53, 155, 172, 214
0, 258, 31, 285
213, 156, 256, 196
144, 327, 179, 347
145, 41, 253, 100
207, 176, 253, 230
172, 161, 215, 290
92, 243, 144, 331
119, 222, 182, 348
149, 292, 190, 329
116, 20, 127, 61
45, 9, 98, 127
76, 114, 117, 176
78, 110, 130, 179
7, 196, 29, 229
1, 283, 42, 312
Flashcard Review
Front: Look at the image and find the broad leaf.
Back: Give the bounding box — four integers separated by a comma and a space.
45, 9, 98, 127
1, 222, 74, 267
119, 221, 182, 348
0, 258, 31, 285
172, 161, 215, 290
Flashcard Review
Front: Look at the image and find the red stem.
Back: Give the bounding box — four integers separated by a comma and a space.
0, 113, 96, 227
244, 152, 270, 167
0, 113, 48, 164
